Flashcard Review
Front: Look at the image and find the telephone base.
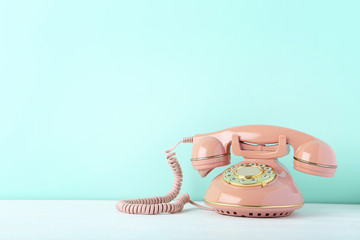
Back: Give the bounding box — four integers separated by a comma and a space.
213, 206, 301, 218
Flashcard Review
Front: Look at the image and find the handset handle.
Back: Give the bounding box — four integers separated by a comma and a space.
232, 134, 287, 158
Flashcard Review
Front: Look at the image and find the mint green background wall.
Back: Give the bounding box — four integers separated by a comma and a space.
0, 0, 359, 203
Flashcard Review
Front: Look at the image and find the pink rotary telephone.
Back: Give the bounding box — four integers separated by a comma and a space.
117, 125, 337, 217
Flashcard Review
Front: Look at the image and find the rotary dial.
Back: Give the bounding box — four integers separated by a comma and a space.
222, 163, 276, 187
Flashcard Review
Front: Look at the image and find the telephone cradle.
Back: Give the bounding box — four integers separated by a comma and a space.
117, 125, 337, 218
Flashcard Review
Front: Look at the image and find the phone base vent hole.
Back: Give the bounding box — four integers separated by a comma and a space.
215, 208, 294, 218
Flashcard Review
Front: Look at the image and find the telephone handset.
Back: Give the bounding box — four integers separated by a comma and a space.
117, 125, 337, 217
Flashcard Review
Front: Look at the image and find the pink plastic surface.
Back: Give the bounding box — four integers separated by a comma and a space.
191, 125, 337, 178
190, 125, 336, 217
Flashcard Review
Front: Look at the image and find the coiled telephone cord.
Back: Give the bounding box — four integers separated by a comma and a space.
116, 138, 214, 214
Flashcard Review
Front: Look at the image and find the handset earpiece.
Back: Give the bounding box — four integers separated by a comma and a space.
294, 140, 337, 177
190, 137, 230, 177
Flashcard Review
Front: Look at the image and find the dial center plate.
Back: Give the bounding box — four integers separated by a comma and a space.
236, 166, 262, 177
222, 163, 276, 187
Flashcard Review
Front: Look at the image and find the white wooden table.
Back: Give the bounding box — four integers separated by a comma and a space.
0, 201, 358, 240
